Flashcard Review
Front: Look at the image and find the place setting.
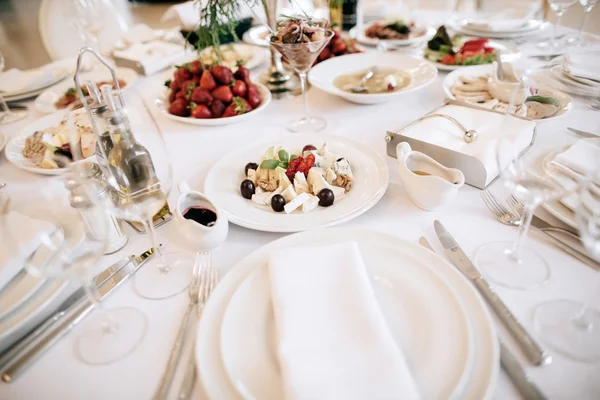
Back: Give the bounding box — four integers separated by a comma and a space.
1, 0, 600, 399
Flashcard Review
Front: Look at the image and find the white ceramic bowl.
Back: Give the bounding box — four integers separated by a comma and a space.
308, 53, 438, 105
154, 82, 272, 126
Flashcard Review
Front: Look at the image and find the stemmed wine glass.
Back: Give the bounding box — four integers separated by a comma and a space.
269, 16, 333, 132
568, 0, 600, 46
535, 168, 600, 362
475, 70, 570, 290
91, 87, 194, 300
65, 0, 105, 49
538, 0, 578, 50
0, 51, 28, 124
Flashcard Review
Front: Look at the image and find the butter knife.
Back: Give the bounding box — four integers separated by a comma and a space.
0, 247, 155, 382
0, 256, 134, 370
433, 221, 551, 367
419, 237, 547, 399
567, 127, 599, 139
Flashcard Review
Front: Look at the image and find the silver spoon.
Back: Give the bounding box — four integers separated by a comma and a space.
350, 67, 377, 93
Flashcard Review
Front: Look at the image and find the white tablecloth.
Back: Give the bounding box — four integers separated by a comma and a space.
1, 15, 600, 400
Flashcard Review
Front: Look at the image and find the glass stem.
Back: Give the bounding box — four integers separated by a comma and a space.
142, 219, 168, 273
0, 95, 12, 116
571, 273, 600, 332
552, 11, 564, 48
299, 72, 309, 121
577, 10, 590, 41
511, 204, 536, 260
76, 267, 118, 334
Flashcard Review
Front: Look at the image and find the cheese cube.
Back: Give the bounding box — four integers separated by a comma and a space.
325, 168, 337, 185
281, 185, 298, 202
284, 192, 310, 214
331, 185, 346, 202
311, 173, 331, 196
332, 158, 353, 179
265, 186, 283, 204
251, 192, 270, 205
276, 167, 292, 189
302, 195, 319, 213
247, 169, 257, 184
294, 172, 309, 194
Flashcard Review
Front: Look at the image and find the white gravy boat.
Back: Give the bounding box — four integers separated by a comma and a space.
396, 142, 465, 211
487, 61, 528, 104
175, 181, 228, 252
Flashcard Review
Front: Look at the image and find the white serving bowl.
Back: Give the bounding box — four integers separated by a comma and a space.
308, 53, 438, 105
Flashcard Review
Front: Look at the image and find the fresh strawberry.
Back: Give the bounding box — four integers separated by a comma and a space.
211, 85, 233, 103
169, 79, 180, 92
168, 90, 178, 103
332, 40, 347, 55
191, 87, 213, 105
188, 60, 203, 75
176, 89, 189, 100
245, 84, 261, 108
233, 65, 251, 85
190, 102, 212, 119
318, 46, 331, 61
211, 99, 226, 118
231, 80, 247, 97
333, 29, 342, 40
211, 65, 234, 85
221, 96, 250, 118
168, 98, 190, 117
200, 70, 217, 91
236, 97, 252, 112
174, 67, 192, 83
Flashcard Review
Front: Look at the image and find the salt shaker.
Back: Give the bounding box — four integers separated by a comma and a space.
68, 179, 128, 255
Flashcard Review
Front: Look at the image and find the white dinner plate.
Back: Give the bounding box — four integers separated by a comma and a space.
549, 65, 600, 97
203, 134, 389, 232
242, 26, 270, 47
220, 245, 474, 400
34, 67, 139, 114
0, 272, 46, 320
4, 110, 94, 175
2, 67, 70, 102
448, 19, 548, 39
154, 82, 272, 126
350, 23, 434, 47
428, 40, 521, 72
443, 64, 572, 121
196, 228, 499, 400
308, 53, 437, 105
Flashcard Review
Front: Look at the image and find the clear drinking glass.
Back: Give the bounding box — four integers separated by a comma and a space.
269, 18, 333, 132
475, 71, 570, 290
0, 51, 28, 124
95, 90, 194, 300
535, 168, 600, 363
537, 0, 578, 50
65, 0, 105, 49
568, 0, 599, 46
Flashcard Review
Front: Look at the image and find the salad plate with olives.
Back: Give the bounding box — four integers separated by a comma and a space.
204, 135, 389, 232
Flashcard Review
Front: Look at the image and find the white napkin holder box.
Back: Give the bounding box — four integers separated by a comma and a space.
385, 101, 537, 189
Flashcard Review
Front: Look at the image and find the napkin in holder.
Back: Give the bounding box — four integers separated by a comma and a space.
385, 100, 537, 189
112, 40, 190, 76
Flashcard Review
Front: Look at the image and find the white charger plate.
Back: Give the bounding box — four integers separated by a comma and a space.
428, 40, 521, 72
443, 64, 572, 121
0, 272, 46, 320
203, 134, 389, 232
154, 82, 272, 126
242, 25, 270, 47
4, 110, 94, 175
308, 53, 437, 105
350, 23, 434, 47
34, 67, 139, 114
196, 228, 499, 400
3, 67, 70, 102
220, 246, 474, 400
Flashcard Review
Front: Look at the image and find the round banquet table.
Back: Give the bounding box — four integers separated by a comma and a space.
1, 14, 600, 400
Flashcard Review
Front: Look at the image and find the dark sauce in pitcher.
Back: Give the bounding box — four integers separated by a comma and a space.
183, 207, 217, 227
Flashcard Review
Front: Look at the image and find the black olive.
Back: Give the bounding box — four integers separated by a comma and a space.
244, 162, 259, 176
318, 188, 334, 207
240, 179, 255, 199
336, 157, 345, 162
271, 194, 286, 212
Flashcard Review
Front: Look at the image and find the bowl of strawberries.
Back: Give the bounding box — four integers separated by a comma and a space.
156, 60, 271, 125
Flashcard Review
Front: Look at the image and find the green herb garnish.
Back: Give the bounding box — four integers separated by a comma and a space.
164, 79, 172, 88
525, 96, 559, 106
66, 87, 76, 96
260, 159, 281, 170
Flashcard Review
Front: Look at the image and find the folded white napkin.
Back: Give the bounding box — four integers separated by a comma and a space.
401, 105, 536, 187
551, 139, 600, 179
113, 40, 189, 75
564, 55, 600, 85
0, 211, 56, 291
268, 242, 420, 400
122, 23, 156, 46
0, 67, 59, 95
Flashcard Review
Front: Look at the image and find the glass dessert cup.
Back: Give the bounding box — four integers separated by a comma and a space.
270, 30, 333, 133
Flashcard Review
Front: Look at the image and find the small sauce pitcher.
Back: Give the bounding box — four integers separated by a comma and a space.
175, 181, 228, 252
396, 142, 465, 211
488, 61, 528, 104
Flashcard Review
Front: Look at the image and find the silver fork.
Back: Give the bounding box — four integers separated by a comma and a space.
481, 190, 599, 270
153, 252, 205, 400
177, 252, 218, 400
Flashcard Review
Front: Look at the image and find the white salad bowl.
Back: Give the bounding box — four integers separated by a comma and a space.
308, 53, 438, 105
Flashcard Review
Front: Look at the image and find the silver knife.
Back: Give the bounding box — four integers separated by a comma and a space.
567, 127, 599, 139
0, 256, 134, 370
0, 247, 155, 382
433, 221, 551, 367
419, 237, 547, 399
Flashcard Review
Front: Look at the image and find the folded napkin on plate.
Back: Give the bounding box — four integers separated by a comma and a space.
113, 40, 189, 75
268, 242, 420, 400
550, 139, 600, 179
563, 55, 600, 84
0, 67, 59, 95
121, 23, 156, 46
0, 211, 56, 291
